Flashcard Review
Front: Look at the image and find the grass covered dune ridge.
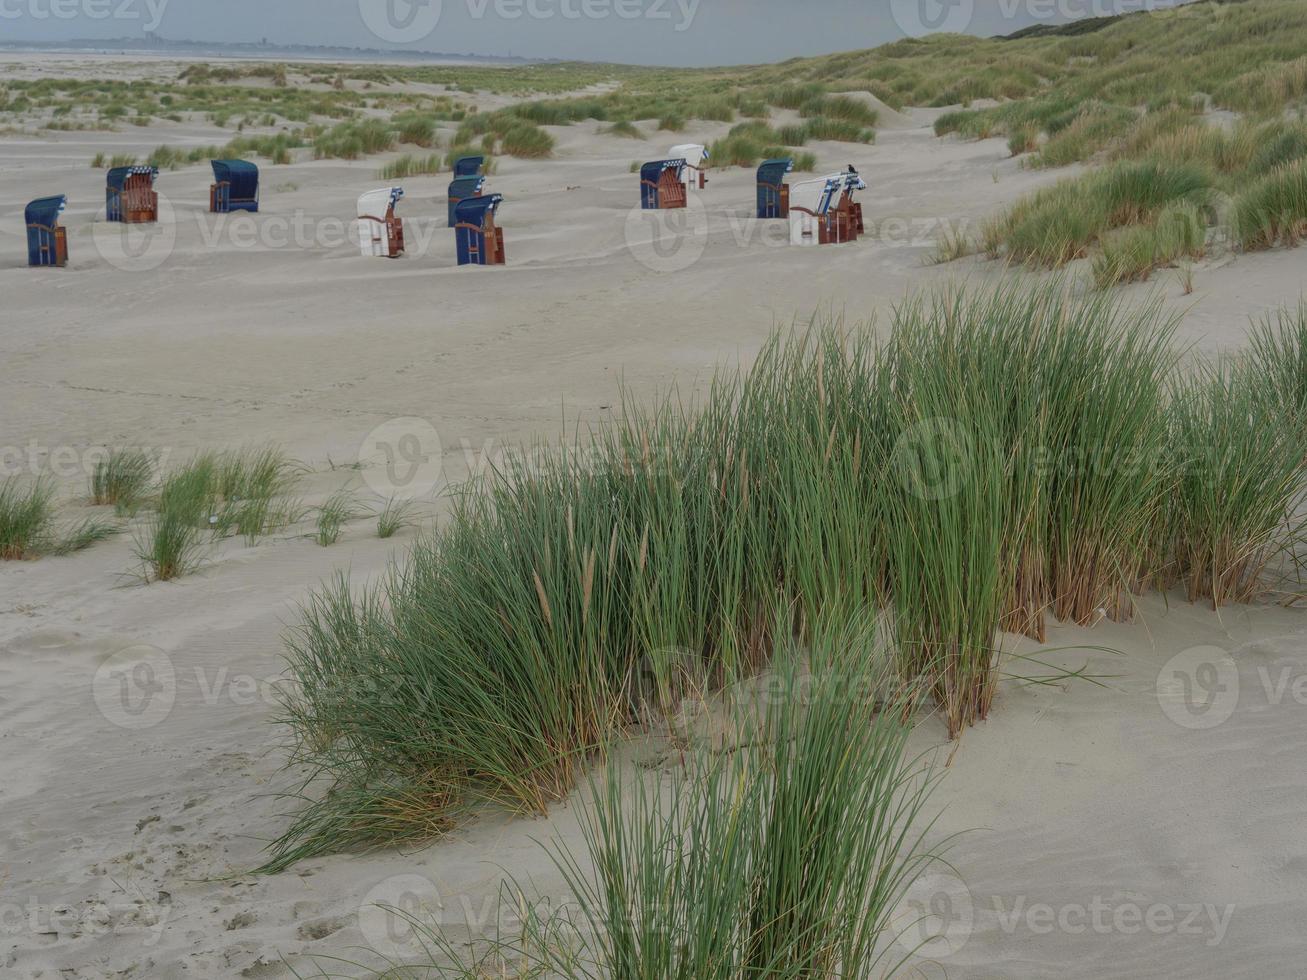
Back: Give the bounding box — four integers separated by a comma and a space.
267, 279, 1307, 872
8, 0, 1302, 172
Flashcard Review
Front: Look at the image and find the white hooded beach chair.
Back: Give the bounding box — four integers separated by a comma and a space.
788, 174, 845, 246
669, 143, 709, 193
358, 187, 406, 258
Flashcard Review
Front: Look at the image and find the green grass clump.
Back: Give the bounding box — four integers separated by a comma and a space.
376, 497, 419, 539
686, 95, 735, 122
708, 122, 792, 168
360, 639, 942, 978
313, 118, 396, 160
0, 478, 115, 560
1008, 125, 1039, 156
498, 123, 555, 158
985, 159, 1211, 266
1093, 201, 1207, 287
262, 265, 1307, 872
133, 447, 300, 581
801, 117, 876, 144
0, 477, 57, 560
934, 109, 994, 139
377, 153, 443, 180
601, 119, 644, 139
775, 123, 809, 146
90, 448, 154, 515
266, 279, 1225, 867
800, 93, 879, 128
554, 641, 939, 978
147, 144, 184, 170
315, 489, 365, 546
1232, 160, 1307, 251
134, 455, 214, 581
1171, 358, 1307, 607
1248, 303, 1307, 421
391, 111, 439, 147
1031, 102, 1137, 168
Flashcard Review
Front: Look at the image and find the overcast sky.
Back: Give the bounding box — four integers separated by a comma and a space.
1, 0, 1189, 66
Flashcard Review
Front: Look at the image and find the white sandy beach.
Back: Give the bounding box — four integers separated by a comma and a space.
3, 56, 1307, 979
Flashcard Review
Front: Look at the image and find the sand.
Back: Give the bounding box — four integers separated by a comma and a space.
3, 56, 1307, 979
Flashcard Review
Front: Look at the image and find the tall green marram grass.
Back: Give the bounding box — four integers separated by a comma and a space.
267, 280, 1300, 868
0, 477, 58, 560
334, 636, 943, 979
548, 637, 940, 980
984, 160, 1212, 266
1232, 160, 1307, 251
884, 305, 1012, 735
1248, 303, 1307, 421
1171, 359, 1307, 607
134, 446, 301, 581
90, 448, 154, 514
1, 477, 119, 560
884, 283, 1177, 646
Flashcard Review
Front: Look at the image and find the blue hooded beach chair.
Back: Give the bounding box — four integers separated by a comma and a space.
26, 195, 68, 267
105, 165, 159, 223
639, 159, 687, 210
210, 159, 260, 213
757, 158, 794, 219
454, 194, 505, 266
448, 175, 486, 227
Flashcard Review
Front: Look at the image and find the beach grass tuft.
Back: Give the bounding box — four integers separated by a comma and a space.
90, 448, 154, 515
133, 446, 300, 581
0, 477, 57, 560
315, 488, 366, 546
376, 497, 419, 539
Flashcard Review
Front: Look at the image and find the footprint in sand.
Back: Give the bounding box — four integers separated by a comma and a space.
297, 915, 348, 941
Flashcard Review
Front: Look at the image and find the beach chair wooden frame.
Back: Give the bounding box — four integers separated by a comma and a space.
454, 194, 506, 266
29, 222, 68, 266
119, 173, 158, 223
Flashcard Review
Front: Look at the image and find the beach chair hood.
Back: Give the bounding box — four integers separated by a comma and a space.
454, 193, 503, 228
358, 186, 405, 219
211, 159, 259, 199
26, 194, 67, 229
669, 143, 708, 168
449, 175, 486, 197
789, 174, 845, 215
106, 165, 159, 190
453, 155, 485, 178
757, 158, 794, 186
